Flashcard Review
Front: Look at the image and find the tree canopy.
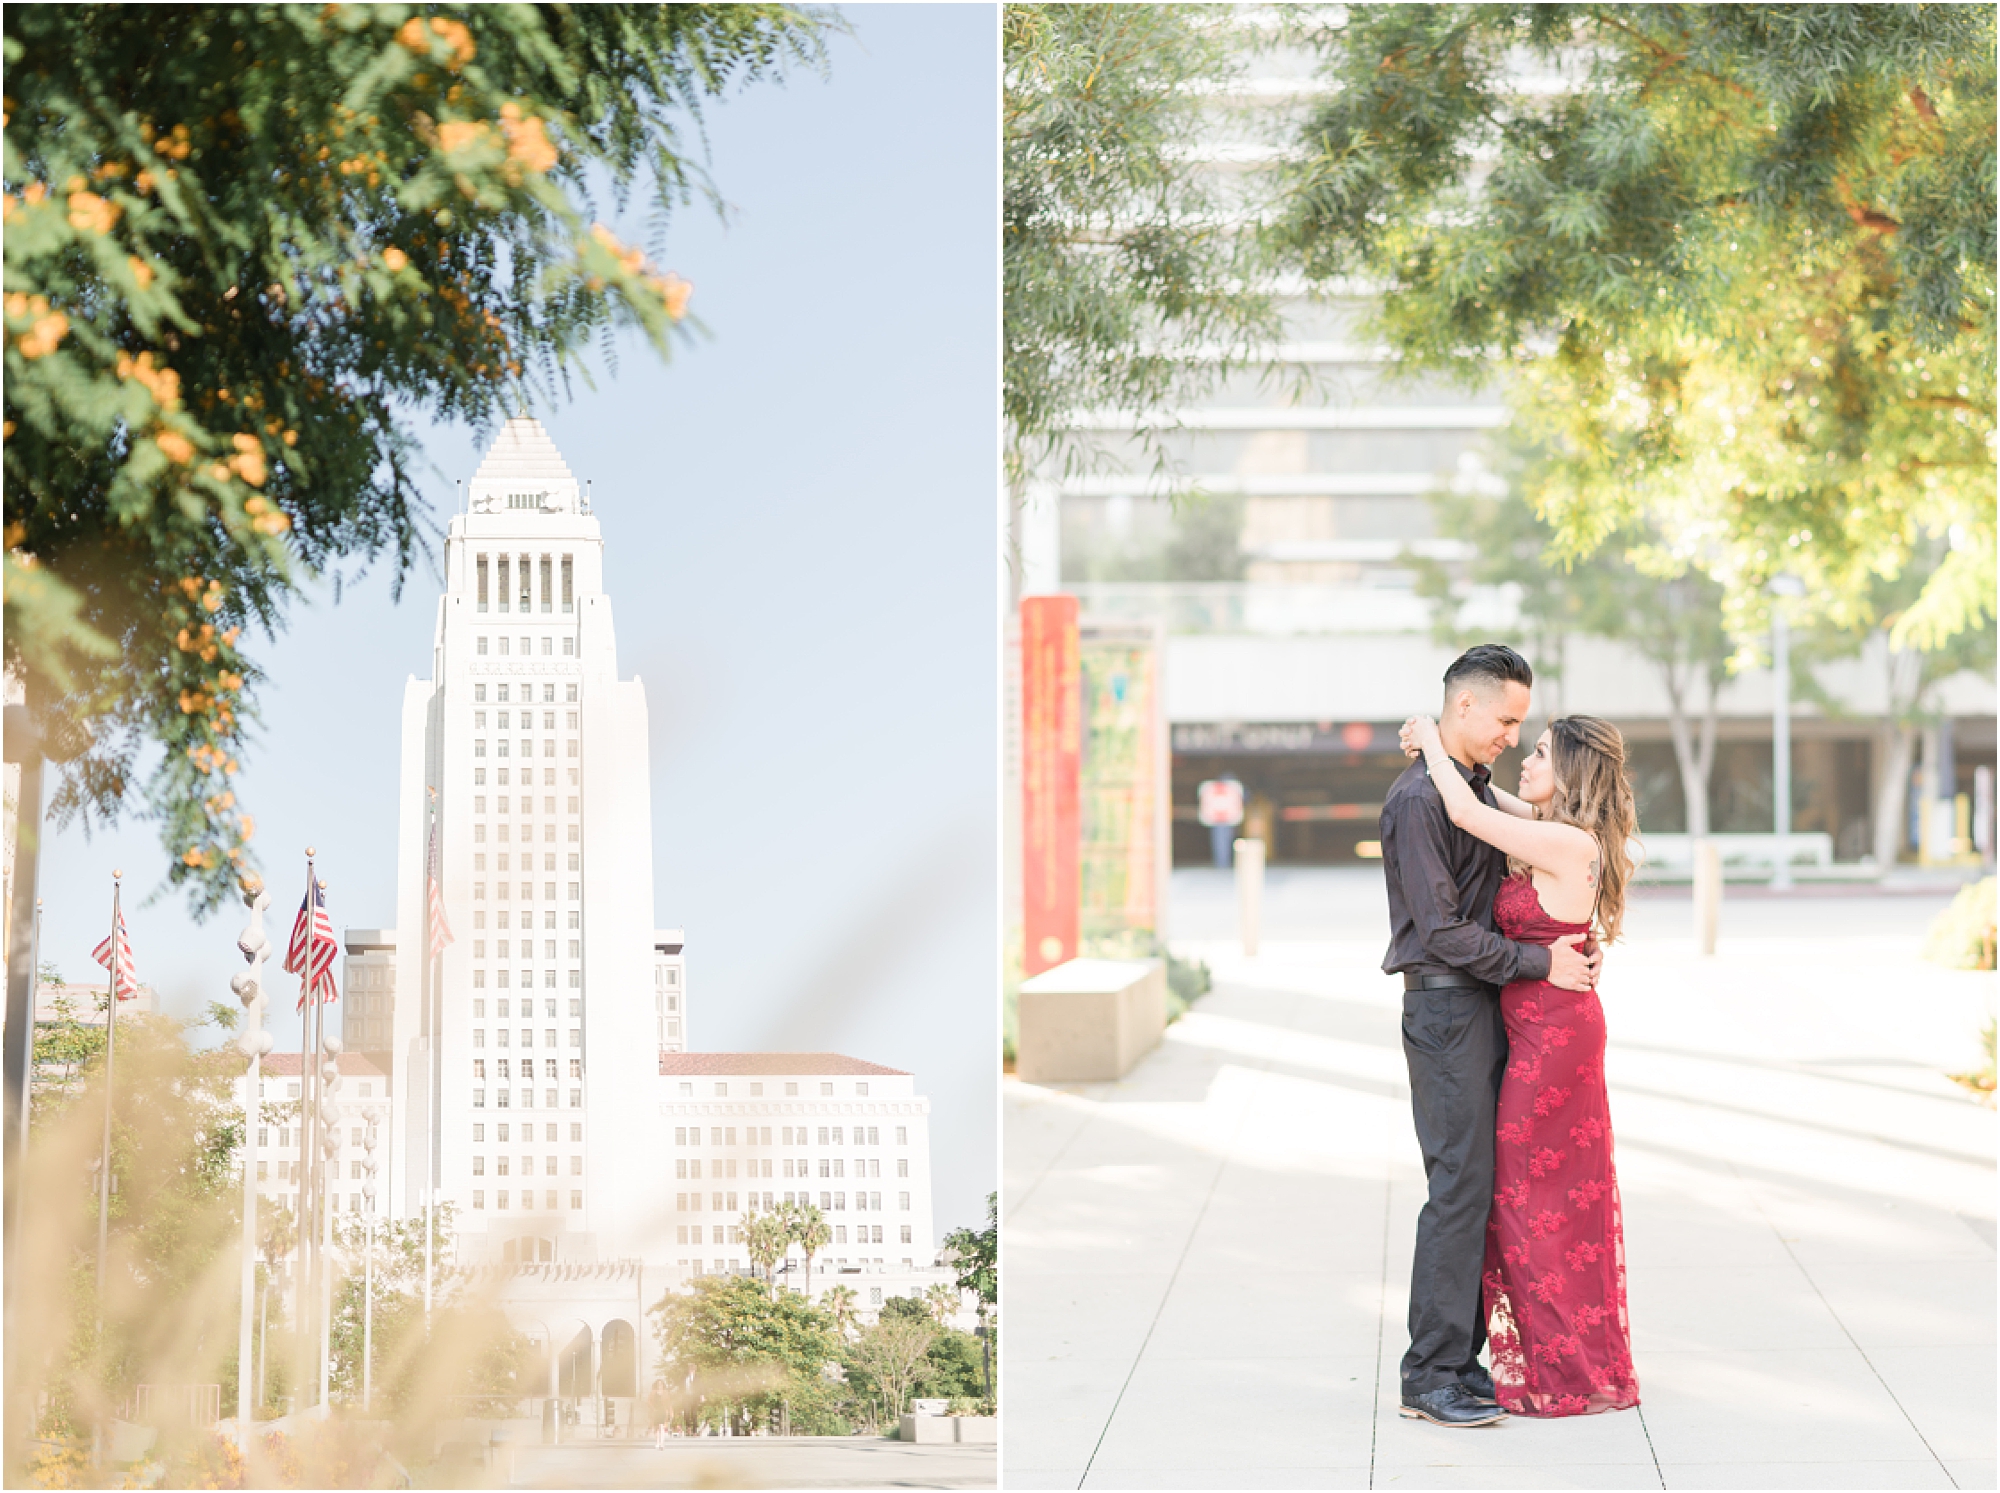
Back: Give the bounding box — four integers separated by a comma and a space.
1004, 2, 1283, 488
1278, 4, 1995, 656
4, 3, 829, 913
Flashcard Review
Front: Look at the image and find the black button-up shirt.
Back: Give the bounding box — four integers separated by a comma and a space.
1380, 756, 1552, 987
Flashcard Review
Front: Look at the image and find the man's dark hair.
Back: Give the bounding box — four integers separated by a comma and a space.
1443, 644, 1533, 701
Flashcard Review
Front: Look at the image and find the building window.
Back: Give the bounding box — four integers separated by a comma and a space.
820, 1083, 834, 1096
895, 1127, 907, 1145
497, 1089, 509, 1108
569, 1088, 582, 1108
834, 1225, 847, 1244
477, 636, 488, 655
473, 1157, 485, 1176
473, 1190, 485, 1209
675, 1159, 687, 1180
900, 1225, 911, 1244
897, 1158, 908, 1178
474, 1089, 486, 1108
856, 1083, 869, 1097
784, 1082, 798, 1097
498, 1191, 509, 1210
898, 1192, 910, 1211
474, 740, 486, 758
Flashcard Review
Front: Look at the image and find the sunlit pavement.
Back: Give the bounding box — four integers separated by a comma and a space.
481, 1434, 995, 1489
1003, 868, 1996, 1491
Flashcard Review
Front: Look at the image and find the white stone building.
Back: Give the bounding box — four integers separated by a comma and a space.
328, 418, 961, 1421
368, 415, 666, 1268
654, 1053, 952, 1321
231, 1050, 391, 1226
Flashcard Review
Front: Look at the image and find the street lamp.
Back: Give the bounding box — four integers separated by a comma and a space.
1769, 574, 1807, 889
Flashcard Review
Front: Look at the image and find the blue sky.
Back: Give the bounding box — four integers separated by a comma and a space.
31, 4, 1000, 1237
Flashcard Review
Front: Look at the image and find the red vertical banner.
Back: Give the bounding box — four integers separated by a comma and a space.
1021, 594, 1080, 977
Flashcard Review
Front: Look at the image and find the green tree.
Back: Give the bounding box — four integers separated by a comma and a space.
786, 1201, 831, 1299
846, 1312, 934, 1430
1407, 452, 1735, 839
649, 1275, 842, 1437
4, 3, 831, 912
742, 1207, 789, 1301
1004, 3, 1285, 491
943, 1193, 998, 1399
1278, 5, 1995, 660
821, 1283, 858, 1339
922, 1281, 961, 1328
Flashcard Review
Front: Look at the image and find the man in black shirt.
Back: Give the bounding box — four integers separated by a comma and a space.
1382, 644, 1602, 1428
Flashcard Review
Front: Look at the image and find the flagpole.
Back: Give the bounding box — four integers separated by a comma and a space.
294, 850, 317, 1414
309, 872, 333, 1416
91, 871, 122, 1467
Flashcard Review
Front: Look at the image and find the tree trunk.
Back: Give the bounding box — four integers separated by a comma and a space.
1873, 722, 1918, 866
1658, 656, 1715, 839
1872, 641, 1926, 866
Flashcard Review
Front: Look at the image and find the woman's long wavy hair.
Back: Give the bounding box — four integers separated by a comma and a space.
1507, 714, 1640, 944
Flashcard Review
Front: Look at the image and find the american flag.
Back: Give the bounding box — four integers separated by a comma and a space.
284, 872, 339, 1008
427, 823, 454, 953
91, 906, 140, 1000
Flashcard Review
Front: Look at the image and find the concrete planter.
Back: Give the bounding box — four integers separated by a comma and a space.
1017, 958, 1166, 1084
898, 1413, 998, 1445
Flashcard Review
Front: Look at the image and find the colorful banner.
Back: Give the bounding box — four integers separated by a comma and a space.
1021, 595, 1080, 977
1079, 622, 1166, 953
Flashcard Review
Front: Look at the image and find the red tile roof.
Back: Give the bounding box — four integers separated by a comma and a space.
257, 1052, 387, 1079
657, 1053, 908, 1078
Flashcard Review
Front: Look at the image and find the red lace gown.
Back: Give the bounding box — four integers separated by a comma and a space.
1482, 873, 1640, 1417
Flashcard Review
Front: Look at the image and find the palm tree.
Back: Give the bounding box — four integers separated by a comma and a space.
743, 1209, 788, 1301
823, 1284, 858, 1338
792, 1203, 832, 1299
923, 1281, 959, 1327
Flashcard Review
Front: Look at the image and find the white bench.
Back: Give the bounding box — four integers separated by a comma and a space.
1637, 832, 1835, 872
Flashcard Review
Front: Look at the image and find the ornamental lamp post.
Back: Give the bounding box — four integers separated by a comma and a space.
361, 1110, 380, 1413
318, 1031, 343, 1416
232, 881, 276, 1434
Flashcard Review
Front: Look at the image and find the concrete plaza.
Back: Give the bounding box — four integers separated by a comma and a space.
1003, 867, 1996, 1490
467, 1434, 995, 1488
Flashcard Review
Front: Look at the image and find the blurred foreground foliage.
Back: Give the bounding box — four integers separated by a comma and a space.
1925, 876, 1997, 972
3, 3, 830, 914
1280, 4, 1995, 662
13, 1004, 571, 1486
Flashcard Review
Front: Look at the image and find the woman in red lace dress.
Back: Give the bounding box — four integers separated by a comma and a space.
1405, 712, 1641, 1418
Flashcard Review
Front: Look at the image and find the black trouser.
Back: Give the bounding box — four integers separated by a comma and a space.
1399, 983, 1508, 1396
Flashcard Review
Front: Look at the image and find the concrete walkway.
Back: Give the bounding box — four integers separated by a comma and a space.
1003, 869, 1995, 1490
492, 1434, 995, 1488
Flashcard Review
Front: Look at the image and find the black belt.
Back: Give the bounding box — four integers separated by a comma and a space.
1403, 973, 1493, 992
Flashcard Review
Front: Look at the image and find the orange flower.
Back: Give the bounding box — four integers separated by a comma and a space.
499, 103, 558, 173
429, 16, 476, 67
67, 191, 120, 234
16, 311, 69, 359
383, 246, 409, 271
438, 120, 489, 156
128, 255, 155, 288
116, 351, 182, 408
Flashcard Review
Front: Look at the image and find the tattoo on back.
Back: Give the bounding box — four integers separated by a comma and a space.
1587, 856, 1598, 886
